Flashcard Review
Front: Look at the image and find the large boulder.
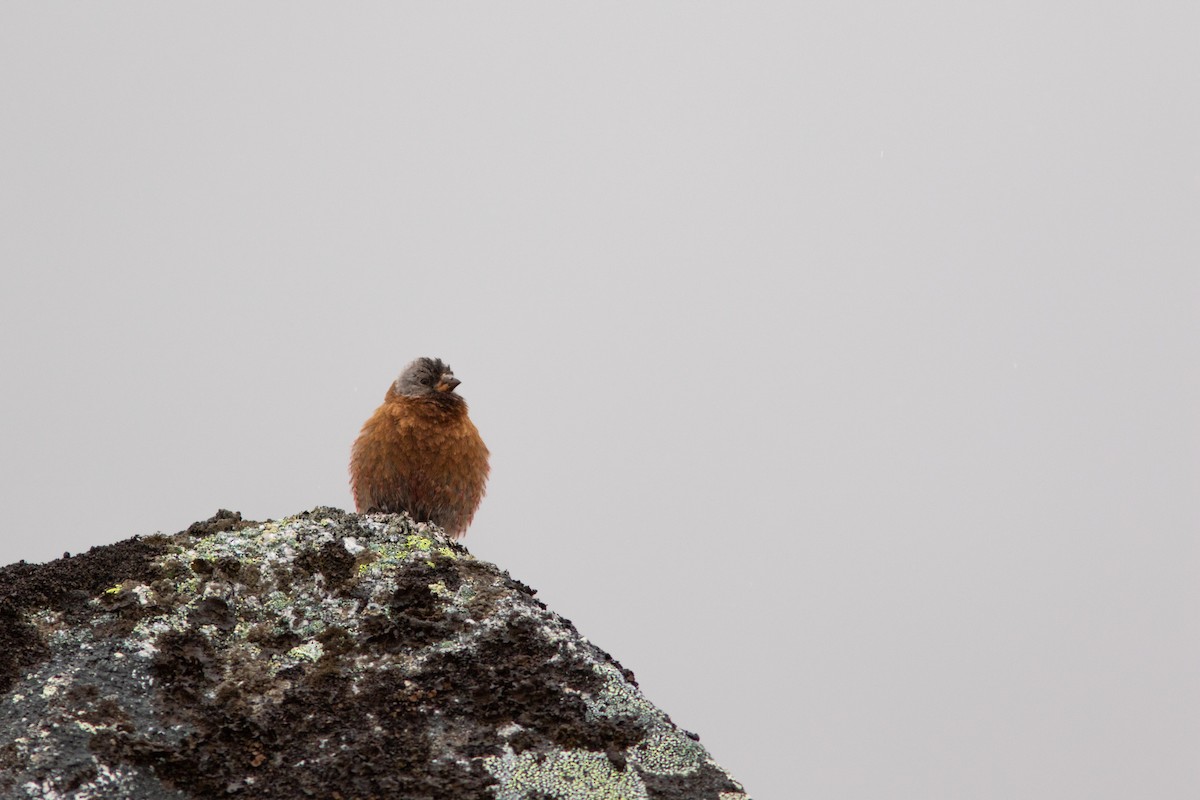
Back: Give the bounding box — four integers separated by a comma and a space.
0, 509, 751, 800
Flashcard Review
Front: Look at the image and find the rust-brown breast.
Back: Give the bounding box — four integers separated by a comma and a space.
349, 393, 489, 538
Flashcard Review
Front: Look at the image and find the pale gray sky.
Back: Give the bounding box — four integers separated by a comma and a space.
2, 4, 1197, 797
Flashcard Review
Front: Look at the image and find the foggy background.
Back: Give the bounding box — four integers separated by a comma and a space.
2, 4, 1196, 797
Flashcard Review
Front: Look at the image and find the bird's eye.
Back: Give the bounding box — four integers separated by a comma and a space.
419, 376, 431, 385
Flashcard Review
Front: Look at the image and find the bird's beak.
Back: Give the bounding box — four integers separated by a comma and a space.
437, 377, 462, 392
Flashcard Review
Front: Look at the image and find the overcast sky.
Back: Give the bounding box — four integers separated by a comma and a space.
2, 4, 1197, 798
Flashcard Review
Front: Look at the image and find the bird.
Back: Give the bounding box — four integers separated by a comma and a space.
349, 357, 490, 539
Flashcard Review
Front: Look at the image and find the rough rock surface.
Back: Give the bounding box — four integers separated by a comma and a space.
0, 509, 751, 800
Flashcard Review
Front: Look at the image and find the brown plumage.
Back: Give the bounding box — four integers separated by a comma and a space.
349, 357, 489, 538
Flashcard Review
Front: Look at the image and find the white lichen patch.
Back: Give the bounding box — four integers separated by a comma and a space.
485, 748, 650, 800
40, 674, 72, 699
28, 609, 66, 639
286, 641, 324, 663
626, 726, 708, 776
585, 663, 673, 736
578, 662, 714, 778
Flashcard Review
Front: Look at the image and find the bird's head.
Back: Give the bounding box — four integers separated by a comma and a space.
394, 357, 462, 399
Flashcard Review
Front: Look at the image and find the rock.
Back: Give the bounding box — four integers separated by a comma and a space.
0, 509, 751, 800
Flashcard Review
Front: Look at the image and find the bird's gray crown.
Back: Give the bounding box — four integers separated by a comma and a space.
395, 357, 456, 398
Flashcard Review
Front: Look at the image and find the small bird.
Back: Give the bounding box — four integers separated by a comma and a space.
349, 357, 490, 538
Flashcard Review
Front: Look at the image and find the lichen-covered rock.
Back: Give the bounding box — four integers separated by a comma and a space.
0, 509, 751, 800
